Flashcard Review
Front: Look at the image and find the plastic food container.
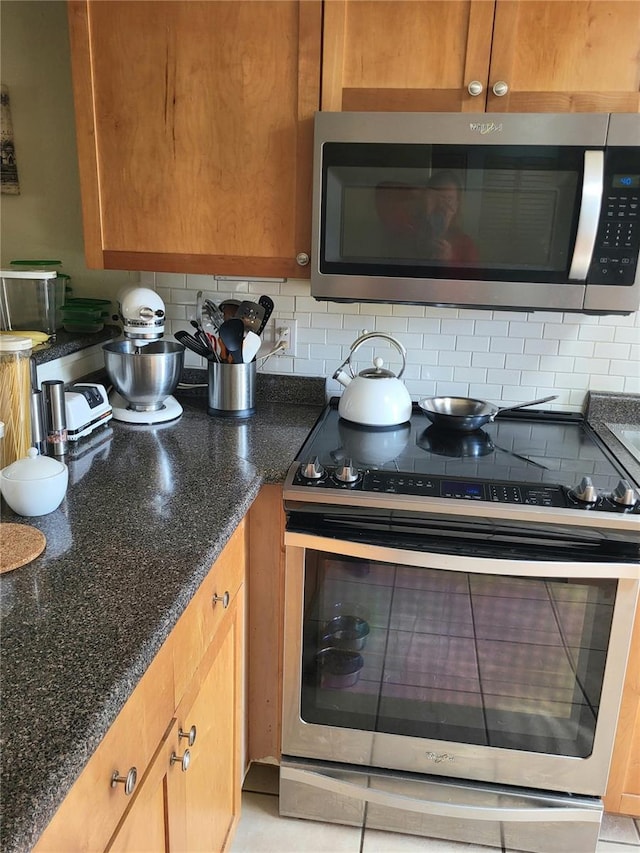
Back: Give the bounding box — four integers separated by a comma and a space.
61, 298, 111, 333
9, 260, 69, 329
0, 335, 32, 468
0, 447, 68, 516
0, 270, 59, 338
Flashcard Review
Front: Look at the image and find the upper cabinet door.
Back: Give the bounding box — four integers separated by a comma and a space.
67, 1, 321, 277
322, 0, 495, 113
322, 0, 640, 115
488, 1, 640, 112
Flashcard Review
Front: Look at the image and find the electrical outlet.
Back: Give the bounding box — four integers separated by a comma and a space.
273, 318, 297, 357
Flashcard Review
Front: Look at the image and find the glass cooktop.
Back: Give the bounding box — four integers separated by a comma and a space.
294, 402, 637, 497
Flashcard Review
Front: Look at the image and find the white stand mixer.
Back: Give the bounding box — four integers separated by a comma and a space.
104, 287, 185, 425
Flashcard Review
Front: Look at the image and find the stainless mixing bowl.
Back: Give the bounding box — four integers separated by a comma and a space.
104, 340, 184, 411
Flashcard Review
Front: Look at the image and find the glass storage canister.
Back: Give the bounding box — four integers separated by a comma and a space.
0, 335, 33, 468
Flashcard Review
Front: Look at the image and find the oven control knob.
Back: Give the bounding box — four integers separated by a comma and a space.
571, 476, 599, 504
334, 459, 360, 484
610, 479, 640, 509
300, 457, 325, 480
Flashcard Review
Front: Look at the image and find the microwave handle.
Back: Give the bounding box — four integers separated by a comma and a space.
568, 150, 604, 281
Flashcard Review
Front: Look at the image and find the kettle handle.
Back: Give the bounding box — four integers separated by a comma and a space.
347, 332, 407, 379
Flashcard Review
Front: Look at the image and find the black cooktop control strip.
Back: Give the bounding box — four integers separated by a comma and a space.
292, 467, 639, 513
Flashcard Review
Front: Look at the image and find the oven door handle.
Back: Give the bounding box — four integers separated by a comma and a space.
280, 766, 601, 823
568, 149, 604, 281
285, 530, 640, 580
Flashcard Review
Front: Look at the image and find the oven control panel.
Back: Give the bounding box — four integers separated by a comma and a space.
292, 461, 640, 513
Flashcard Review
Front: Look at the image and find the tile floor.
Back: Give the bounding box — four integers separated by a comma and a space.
230, 764, 640, 853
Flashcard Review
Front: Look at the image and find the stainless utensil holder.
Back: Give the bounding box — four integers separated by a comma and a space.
208, 361, 256, 418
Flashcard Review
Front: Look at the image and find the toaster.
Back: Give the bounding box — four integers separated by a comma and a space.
64, 382, 113, 441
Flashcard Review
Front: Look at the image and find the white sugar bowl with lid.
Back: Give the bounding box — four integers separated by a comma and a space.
0, 447, 68, 516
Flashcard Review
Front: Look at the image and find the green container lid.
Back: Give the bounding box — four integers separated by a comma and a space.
10, 259, 63, 267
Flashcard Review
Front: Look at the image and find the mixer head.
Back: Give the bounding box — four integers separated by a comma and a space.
117, 286, 166, 339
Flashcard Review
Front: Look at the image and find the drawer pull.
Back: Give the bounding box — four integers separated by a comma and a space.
171, 750, 191, 772
179, 725, 197, 746
212, 590, 230, 609
111, 767, 137, 795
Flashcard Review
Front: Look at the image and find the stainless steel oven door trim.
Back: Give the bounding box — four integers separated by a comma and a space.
568, 150, 604, 281
285, 531, 640, 579
282, 536, 639, 795
280, 765, 601, 824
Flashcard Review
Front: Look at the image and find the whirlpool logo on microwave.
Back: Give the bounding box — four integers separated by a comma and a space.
425, 752, 455, 764
469, 121, 503, 134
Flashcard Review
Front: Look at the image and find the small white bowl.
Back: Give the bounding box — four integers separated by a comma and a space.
0, 448, 68, 516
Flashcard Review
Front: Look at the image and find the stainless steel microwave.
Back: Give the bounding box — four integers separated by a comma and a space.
311, 112, 640, 315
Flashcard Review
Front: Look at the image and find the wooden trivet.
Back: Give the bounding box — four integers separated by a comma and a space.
0, 522, 46, 573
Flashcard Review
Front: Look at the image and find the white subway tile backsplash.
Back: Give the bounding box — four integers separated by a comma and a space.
456, 335, 490, 352
441, 319, 475, 336
439, 350, 472, 367
539, 355, 575, 372
558, 339, 595, 357
146, 274, 638, 412
579, 324, 616, 342
490, 338, 525, 354
156, 272, 186, 288
510, 321, 543, 338
593, 342, 631, 360
471, 352, 506, 369
524, 339, 559, 355
453, 366, 487, 384
474, 320, 509, 337
506, 353, 540, 371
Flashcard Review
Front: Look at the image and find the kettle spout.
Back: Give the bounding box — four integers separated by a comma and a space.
332, 367, 352, 388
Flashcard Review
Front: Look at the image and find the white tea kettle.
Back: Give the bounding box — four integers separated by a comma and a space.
333, 333, 413, 427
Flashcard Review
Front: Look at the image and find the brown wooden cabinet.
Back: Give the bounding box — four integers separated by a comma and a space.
604, 600, 640, 817
34, 521, 246, 853
322, 0, 640, 113
67, 1, 321, 277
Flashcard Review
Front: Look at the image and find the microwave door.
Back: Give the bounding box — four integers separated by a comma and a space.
568, 150, 604, 282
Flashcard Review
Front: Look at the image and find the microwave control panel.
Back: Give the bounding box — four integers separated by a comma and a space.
589, 155, 639, 286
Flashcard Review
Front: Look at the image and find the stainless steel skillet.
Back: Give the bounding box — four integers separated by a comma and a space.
417, 394, 558, 432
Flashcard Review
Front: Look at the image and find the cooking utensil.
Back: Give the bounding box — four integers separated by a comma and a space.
235, 300, 265, 333
175, 330, 211, 359
333, 332, 412, 427
242, 330, 261, 363
256, 295, 274, 336
417, 394, 558, 433
218, 318, 245, 364
104, 340, 185, 411
321, 615, 370, 651
219, 299, 241, 322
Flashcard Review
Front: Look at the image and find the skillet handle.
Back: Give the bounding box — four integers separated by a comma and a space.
347, 332, 407, 379
496, 394, 558, 416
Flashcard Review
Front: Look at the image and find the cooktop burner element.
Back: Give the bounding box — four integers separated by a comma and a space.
284, 402, 640, 529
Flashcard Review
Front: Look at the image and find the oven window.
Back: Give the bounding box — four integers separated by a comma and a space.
300, 551, 616, 758
320, 143, 583, 283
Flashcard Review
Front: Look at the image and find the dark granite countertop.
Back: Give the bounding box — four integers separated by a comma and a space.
30, 326, 121, 364
0, 380, 324, 853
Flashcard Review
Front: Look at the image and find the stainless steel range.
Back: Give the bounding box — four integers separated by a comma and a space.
280, 402, 640, 853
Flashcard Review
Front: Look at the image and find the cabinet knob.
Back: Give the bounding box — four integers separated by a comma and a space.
492, 80, 509, 97
111, 767, 137, 795
467, 80, 483, 96
213, 590, 230, 609
296, 252, 310, 266
171, 750, 191, 772
179, 724, 197, 746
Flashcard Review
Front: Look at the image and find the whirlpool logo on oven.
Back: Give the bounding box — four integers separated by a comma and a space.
469, 121, 503, 134
425, 752, 455, 764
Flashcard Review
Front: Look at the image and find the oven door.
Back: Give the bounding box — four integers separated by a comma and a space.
282, 530, 639, 797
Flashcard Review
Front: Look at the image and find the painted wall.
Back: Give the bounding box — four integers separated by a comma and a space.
1, 1, 638, 413
0, 0, 135, 297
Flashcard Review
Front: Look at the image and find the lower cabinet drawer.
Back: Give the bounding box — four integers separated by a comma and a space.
171, 521, 246, 704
